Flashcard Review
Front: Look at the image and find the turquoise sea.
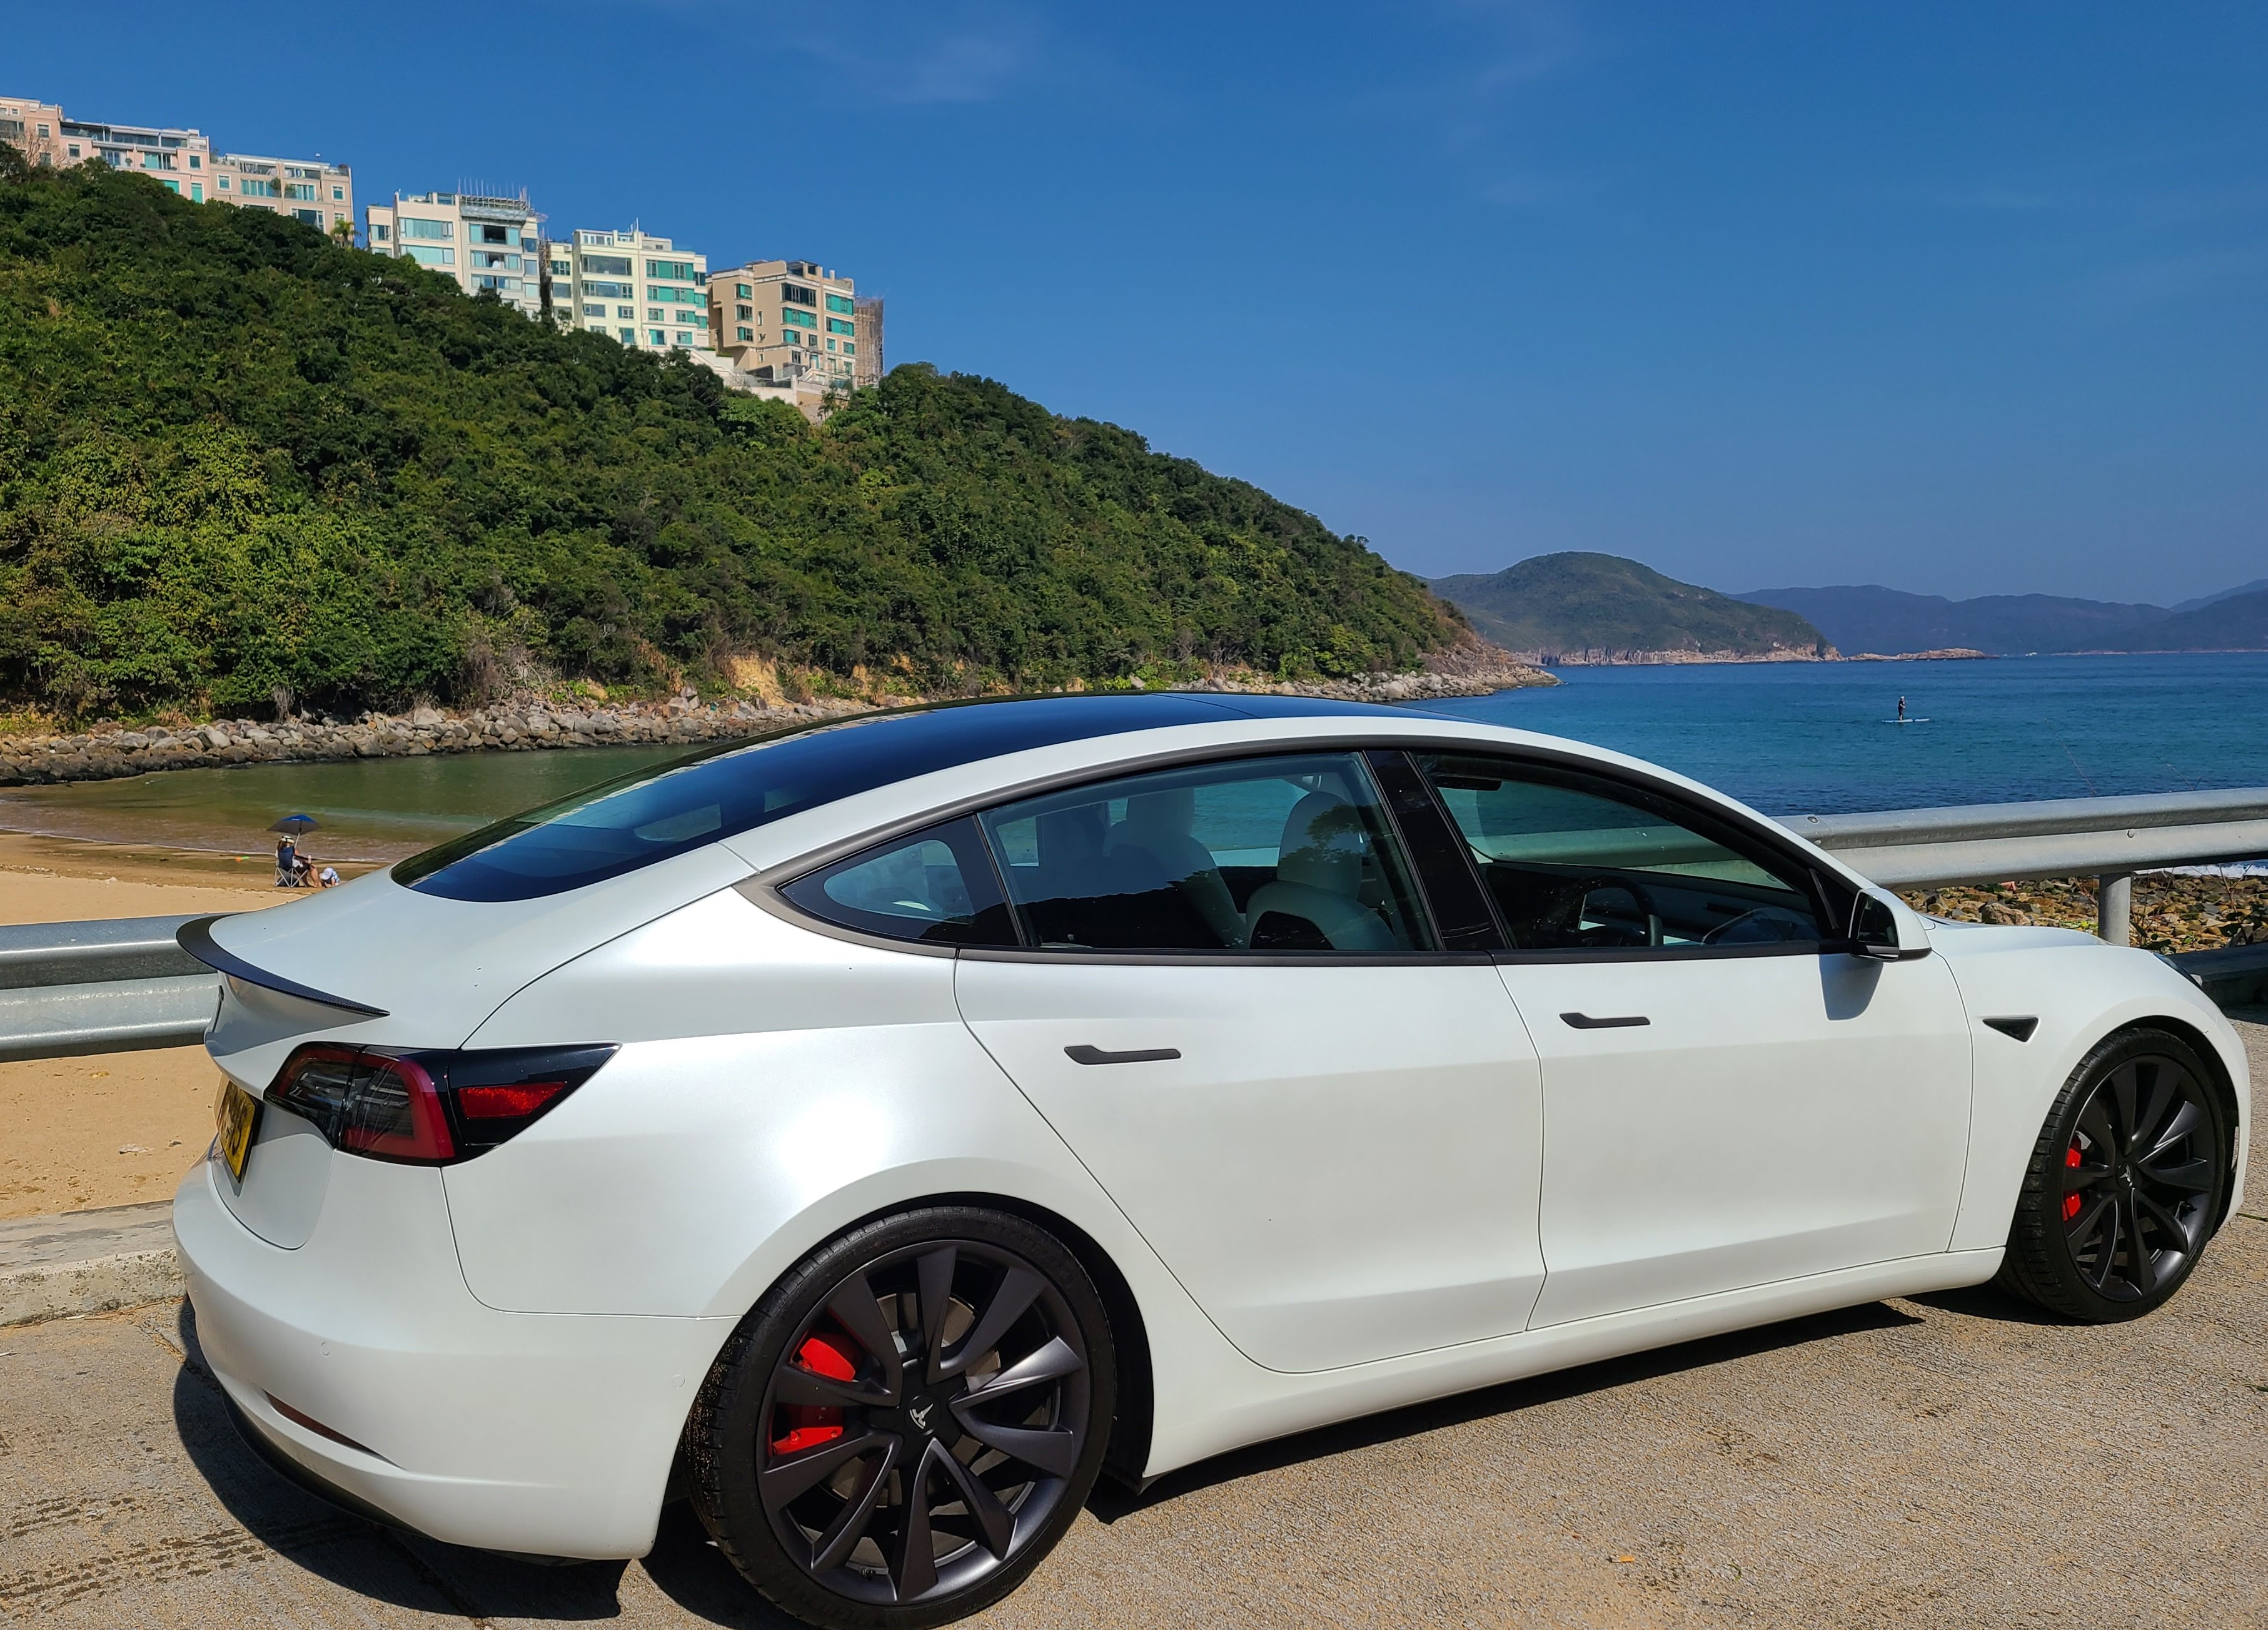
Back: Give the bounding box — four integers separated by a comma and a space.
0, 653, 2260, 859
1419, 652, 2268, 815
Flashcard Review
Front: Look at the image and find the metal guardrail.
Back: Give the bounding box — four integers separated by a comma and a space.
0, 916, 217, 1063
1778, 787, 2268, 949
0, 789, 2261, 1065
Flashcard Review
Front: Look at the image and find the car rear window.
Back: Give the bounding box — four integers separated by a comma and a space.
393, 695, 1236, 903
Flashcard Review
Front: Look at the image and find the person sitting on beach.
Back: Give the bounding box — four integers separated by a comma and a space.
275, 834, 298, 887
315, 864, 340, 889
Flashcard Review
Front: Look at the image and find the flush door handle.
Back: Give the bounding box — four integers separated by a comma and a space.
1064, 1045, 1182, 1066
1560, 1012, 1650, 1030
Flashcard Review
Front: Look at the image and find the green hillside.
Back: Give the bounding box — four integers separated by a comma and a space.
1430, 552, 1832, 658
0, 155, 1459, 719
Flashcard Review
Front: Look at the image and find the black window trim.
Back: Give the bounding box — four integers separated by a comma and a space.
753, 731, 1869, 967
1364, 748, 1509, 953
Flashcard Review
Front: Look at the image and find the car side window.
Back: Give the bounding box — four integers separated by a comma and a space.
977, 753, 1436, 954
1414, 753, 1823, 953
779, 817, 1017, 946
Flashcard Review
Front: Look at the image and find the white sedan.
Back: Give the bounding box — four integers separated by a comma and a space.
173, 694, 2249, 1629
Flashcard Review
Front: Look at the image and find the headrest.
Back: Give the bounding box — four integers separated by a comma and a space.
1037, 805, 1105, 863
1120, 787, 1197, 836
1276, 791, 1368, 896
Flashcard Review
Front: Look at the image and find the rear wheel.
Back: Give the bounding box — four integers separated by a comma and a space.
690, 1207, 1115, 1629
1997, 1028, 2230, 1322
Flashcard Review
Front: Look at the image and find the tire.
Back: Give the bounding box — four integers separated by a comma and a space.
1996, 1027, 2231, 1323
688, 1207, 1116, 1629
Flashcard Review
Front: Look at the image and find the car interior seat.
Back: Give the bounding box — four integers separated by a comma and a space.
1243, 791, 1396, 951
1104, 787, 1245, 948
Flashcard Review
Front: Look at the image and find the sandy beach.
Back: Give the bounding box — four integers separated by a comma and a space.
0, 836, 285, 1219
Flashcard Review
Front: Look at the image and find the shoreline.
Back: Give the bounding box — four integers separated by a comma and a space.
0, 658, 1557, 794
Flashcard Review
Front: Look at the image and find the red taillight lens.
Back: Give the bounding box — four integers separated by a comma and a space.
267, 1045, 453, 1163
264, 1045, 615, 1165
455, 1082, 565, 1120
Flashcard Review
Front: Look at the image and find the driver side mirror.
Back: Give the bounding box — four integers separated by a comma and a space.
1848, 888, 1928, 961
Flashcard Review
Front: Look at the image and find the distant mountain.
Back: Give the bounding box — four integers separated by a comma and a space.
1431, 554, 1832, 661
2087, 588, 2268, 652
2170, 578, 2268, 614
1731, 585, 2167, 656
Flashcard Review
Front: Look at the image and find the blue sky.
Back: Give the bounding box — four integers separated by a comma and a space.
13, 3, 2265, 604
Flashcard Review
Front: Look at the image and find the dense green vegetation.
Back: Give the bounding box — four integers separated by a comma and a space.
1431, 552, 1830, 657
0, 156, 1459, 719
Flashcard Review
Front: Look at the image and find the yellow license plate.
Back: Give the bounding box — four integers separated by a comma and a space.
216, 1080, 261, 1182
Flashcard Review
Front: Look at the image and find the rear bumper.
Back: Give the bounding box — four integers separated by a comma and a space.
173, 1151, 732, 1559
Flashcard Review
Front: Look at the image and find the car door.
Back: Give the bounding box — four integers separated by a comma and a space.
952, 749, 1548, 1374
1409, 751, 1973, 1330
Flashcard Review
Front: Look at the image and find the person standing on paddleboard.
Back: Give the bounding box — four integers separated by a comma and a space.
1897, 695, 1907, 721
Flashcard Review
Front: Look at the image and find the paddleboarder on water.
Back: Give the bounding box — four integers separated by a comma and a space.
1897, 695, 1907, 721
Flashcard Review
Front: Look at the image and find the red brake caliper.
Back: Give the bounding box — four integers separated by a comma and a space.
2062, 1142, 2084, 1220
772, 1331, 857, 1457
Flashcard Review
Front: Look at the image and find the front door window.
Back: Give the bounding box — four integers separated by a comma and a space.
1417, 752, 1823, 953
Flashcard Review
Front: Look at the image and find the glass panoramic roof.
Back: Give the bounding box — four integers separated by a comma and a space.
395, 692, 1400, 903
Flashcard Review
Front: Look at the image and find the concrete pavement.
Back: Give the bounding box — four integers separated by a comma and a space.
3, 1021, 2263, 1629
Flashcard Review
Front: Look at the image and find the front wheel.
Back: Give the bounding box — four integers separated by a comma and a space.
688, 1206, 1116, 1629
1997, 1028, 2231, 1322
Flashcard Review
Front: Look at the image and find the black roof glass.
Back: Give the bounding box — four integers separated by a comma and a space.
393, 692, 1365, 903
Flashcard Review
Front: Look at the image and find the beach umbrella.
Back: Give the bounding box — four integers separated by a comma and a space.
268, 814, 320, 836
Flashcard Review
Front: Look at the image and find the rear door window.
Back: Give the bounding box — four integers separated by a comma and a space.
976, 753, 1436, 954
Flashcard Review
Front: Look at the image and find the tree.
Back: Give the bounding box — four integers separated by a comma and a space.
0, 161, 1459, 718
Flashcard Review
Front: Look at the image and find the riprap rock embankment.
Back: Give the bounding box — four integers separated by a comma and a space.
0, 699, 861, 787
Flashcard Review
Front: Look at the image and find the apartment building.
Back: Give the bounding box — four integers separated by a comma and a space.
211, 152, 353, 235
1, 94, 354, 233
1, 96, 215, 195
0, 96, 71, 170
543, 228, 711, 353
366, 191, 544, 318
710, 260, 860, 388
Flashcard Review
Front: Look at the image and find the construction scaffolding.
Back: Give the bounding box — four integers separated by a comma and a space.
854, 295, 885, 388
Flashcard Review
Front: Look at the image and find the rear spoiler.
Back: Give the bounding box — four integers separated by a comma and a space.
176, 916, 390, 1018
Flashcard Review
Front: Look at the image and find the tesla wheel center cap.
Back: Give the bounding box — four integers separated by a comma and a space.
901, 1390, 959, 1446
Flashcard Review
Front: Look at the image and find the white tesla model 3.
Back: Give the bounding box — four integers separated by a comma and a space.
173, 694, 2249, 1627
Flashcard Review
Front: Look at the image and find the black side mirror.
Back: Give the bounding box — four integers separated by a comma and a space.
1848, 891, 1912, 961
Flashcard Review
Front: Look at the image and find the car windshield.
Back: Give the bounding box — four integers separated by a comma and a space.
392, 695, 1237, 903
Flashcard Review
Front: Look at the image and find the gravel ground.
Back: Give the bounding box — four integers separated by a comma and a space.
2, 1023, 2262, 1630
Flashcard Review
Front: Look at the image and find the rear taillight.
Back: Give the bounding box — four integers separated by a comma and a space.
265, 1043, 617, 1165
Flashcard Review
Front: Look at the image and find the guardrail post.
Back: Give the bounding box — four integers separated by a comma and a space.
2097, 874, 2132, 946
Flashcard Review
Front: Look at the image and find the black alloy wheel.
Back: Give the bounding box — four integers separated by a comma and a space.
1998, 1028, 2230, 1322
690, 1207, 1116, 1629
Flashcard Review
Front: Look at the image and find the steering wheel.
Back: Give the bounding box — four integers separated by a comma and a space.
1560, 876, 1661, 948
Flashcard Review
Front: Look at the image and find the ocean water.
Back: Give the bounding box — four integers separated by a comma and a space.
0, 744, 688, 861
0, 653, 2260, 858
1410, 652, 2268, 815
